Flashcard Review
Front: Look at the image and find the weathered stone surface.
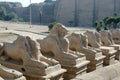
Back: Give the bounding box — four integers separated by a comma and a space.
67, 32, 105, 72
110, 29, 120, 44
85, 31, 116, 66
0, 35, 66, 80
72, 62, 120, 80
38, 23, 89, 79
0, 64, 26, 80
55, 0, 120, 26
99, 30, 120, 61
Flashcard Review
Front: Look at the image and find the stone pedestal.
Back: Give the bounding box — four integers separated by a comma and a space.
0, 60, 66, 80
87, 56, 105, 72
61, 58, 89, 80
4, 76, 26, 80
110, 44, 120, 61
100, 46, 117, 66
78, 50, 105, 72
83, 50, 105, 72
0, 64, 26, 80
67, 32, 105, 72
24, 69, 64, 80
42, 54, 90, 80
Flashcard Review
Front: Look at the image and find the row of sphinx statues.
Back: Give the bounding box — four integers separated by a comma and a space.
0, 23, 120, 80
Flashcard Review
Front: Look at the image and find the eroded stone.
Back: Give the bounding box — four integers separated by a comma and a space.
67, 32, 105, 72
85, 31, 116, 66
100, 30, 120, 61
38, 23, 89, 79
0, 35, 66, 80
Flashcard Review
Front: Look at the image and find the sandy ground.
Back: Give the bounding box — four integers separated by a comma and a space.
0, 20, 95, 42
0, 21, 95, 33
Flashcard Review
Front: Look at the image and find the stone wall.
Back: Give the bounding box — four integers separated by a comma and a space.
55, 0, 120, 27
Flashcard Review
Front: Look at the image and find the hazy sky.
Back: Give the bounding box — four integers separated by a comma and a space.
0, 0, 44, 7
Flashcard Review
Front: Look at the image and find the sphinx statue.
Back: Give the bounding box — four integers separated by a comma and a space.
84, 31, 117, 66
38, 23, 89, 79
110, 29, 120, 44
99, 30, 114, 46
67, 32, 105, 72
0, 36, 66, 80
99, 30, 120, 60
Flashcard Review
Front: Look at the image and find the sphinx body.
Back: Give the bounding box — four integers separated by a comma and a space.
1, 36, 58, 68
38, 23, 89, 79
85, 31, 117, 65
110, 29, 120, 44
0, 43, 26, 80
39, 23, 85, 64
99, 30, 114, 46
67, 32, 105, 72
99, 30, 120, 60
0, 35, 65, 78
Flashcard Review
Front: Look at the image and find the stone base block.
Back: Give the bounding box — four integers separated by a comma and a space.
115, 50, 120, 60
25, 73, 64, 80
103, 55, 115, 66
3, 76, 26, 80
87, 56, 105, 72
0, 60, 66, 80
110, 45, 120, 61
100, 46, 116, 66
62, 60, 89, 80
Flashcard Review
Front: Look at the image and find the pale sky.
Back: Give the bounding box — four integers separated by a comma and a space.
0, 0, 44, 7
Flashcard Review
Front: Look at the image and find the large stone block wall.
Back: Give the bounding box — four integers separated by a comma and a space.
55, 0, 120, 27
55, 0, 75, 26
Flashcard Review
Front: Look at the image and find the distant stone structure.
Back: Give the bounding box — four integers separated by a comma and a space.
0, 1, 56, 24
0, 2, 22, 8
1, 0, 120, 26
55, 0, 120, 27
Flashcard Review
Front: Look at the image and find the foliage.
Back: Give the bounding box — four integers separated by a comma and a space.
95, 14, 120, 31
0, 6, 7, 20
68, 21, 74, 27
48, 22, 58, 31
95, 21, 102, 32
0, 6, 23, 22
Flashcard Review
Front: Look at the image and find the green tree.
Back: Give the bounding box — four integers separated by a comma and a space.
112, 14, 120, 29
48, 22, 58, 31
0, 6, 7, 20
95, 20, 103, 32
